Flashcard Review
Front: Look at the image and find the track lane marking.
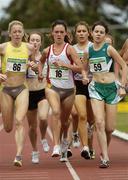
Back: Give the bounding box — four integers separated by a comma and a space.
47, 126, 80, 180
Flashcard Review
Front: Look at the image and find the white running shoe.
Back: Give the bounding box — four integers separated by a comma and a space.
60, 139, 68, 162
31, 151, 39, 164
41, 139, 50, 153
72, 132, 80, 148
51, 145, 60, 157
99, 159, 110, 168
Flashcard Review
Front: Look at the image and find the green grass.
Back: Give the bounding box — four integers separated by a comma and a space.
116, 113, 128, 133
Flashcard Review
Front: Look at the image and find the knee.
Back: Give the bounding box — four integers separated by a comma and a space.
38, 111, 48, 122
72, 111, 78, 119
40, 119, 47, 127
28, 120, 37, 131
79, 112, 87, 122
4, 125, 12, 133
95, 118, 105, 131
15, 119, 23, 127
106, 128, 114, 134
61, 121, 69, 129
52, 109, 60, 119
29, 124, 37, 132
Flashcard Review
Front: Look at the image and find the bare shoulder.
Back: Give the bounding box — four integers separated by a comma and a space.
42, 46, 50, 55
41, 46, 50, 58
67, 44, 73, 50
67, 44, 76, 55
107, 45, 117, 54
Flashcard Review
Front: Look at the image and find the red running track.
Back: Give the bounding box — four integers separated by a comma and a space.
0, 117, 128, 180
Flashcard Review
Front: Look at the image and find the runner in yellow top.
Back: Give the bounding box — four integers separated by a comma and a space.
0, 20, 34, 167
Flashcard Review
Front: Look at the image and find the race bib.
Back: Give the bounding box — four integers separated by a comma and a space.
49, 64, 69, 80
6, 58, 27, 72
89, 57, 108, 73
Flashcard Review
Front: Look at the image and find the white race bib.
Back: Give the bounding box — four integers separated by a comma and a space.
6, 58, 27, 72
89, 57, 108, 73
49, 64, 69, 80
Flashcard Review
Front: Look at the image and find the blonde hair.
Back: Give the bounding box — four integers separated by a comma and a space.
8, 20, 24, 33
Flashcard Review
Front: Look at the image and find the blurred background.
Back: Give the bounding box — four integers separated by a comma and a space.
0, 0, 128, 49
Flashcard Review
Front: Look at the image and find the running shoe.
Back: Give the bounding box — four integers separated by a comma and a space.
51, 145, 60, 157
89, 149, 95, 159
13, 156, 22, 167
99, 159, 109, 168
60, 139, 68, 162
31, 151, 39, 164
60, 151, 68, 162
67, 148, 72, 158
72, 132, 80, 148
41, 139, 50, 153
81, 146, 91, 159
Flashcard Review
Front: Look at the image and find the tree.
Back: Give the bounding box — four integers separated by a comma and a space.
0, 0, 79, 29
1, 0, 128, 29
0, 0, 127, 48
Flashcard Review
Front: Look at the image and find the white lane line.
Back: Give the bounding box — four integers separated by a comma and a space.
112, 129, 128, 141
65, 161, 80, 180
47, 126, 80, 180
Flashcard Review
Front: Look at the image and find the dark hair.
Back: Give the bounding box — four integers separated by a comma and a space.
51, 19, 70, 43
92, 21, 109, 34
51, 19, 67, 31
